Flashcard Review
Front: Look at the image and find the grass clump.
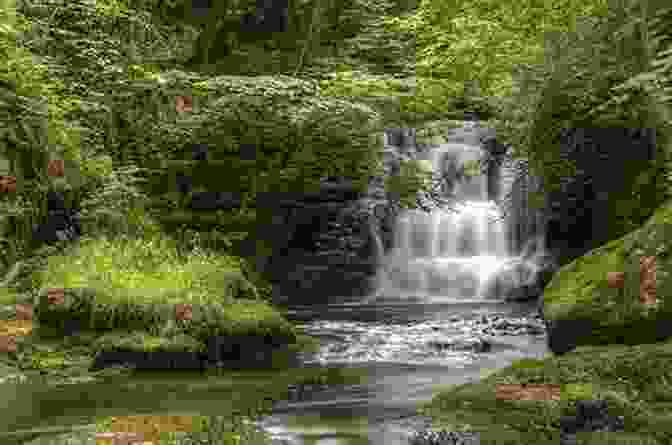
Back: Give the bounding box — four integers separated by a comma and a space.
32, 233, 252, 306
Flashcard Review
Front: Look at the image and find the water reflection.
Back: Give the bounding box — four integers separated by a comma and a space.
0, 370, 286, 444
0, 300, 547, 445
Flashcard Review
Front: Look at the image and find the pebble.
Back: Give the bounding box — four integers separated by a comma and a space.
409, 429, 480, 445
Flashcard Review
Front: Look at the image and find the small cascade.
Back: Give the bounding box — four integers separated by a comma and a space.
370, 127, 550, 303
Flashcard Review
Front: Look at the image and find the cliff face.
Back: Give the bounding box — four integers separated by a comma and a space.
479, 125, 663, 308
260, 122, 665, 305
545, 127, 660, 267
493, 126, 659, 269
479, 128, 547, 259
263, 128, 420, 304
480, 128, 556, 303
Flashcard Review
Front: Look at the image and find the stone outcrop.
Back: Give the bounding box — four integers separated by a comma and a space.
149, 135, 419, 305
483, 125, 668, 351
482, 255, 556, 303
482, 125, 660, 274
542, 198, 672, 355
260, 128, 420, 304
479, 127, 549, 260
478, 128, 557, 304
559, 400, 625, 445
543, 127, 658, 267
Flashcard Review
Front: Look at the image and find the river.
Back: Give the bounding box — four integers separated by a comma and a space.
259, 299, 547, 444
0, 299, 547, 445
0, 122, 552, 444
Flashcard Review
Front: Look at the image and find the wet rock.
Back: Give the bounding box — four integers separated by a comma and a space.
191, 142, 210, 161
263, 129, 420, 304
545, 317, 593, 355
473, 339, 491, 353
427, 336, 491, 353
474, 315, 546, 338
31, 190, 82, 248
559, 400, 625, 445
483, 259, 551, 303
408, 429, 480, 445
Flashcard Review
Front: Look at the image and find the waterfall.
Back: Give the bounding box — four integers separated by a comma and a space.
370, 126, 548, 303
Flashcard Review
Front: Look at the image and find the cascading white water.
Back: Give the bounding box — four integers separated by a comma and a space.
371, 137, 527, 302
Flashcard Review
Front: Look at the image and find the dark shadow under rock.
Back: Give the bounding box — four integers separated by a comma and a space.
204, 335, 302, 370
90, 351, 205, 371
90, 335, 304, 372
544, 317, 593, 355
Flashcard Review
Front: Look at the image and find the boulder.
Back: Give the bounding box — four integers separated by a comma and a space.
483, 258, 556, 303
542, 199, 672, 355
31, 190, 82, 248
558, 399, 625, 445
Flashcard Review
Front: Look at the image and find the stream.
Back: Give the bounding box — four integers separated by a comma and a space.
259, 299, 547, 444
0, 123, 552, 444
0, 298, 548, 445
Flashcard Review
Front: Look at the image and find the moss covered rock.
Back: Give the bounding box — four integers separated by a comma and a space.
418, 340, 672, 445
542, 199, 672, 354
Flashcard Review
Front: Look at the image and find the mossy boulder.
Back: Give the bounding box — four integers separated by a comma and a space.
92, 331, 206, 354
34, 287, 173, 335
171, 301, 298, 345
418, 340, 672, 445
90, 331, 206, 370
542, 199, 672, 354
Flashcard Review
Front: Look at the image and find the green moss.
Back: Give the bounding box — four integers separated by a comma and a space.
543, 199, 672, 328
561, 383, 595, 402
30, 351, 69, 370
179, 302, 298, 344
419, 340, 672, 445
93, 331, 206, 353
543, 233, 631, 321
510, 358, 546, 370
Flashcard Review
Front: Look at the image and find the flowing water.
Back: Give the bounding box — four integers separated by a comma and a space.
249, 123, 550, 444
0, 123, 551, 445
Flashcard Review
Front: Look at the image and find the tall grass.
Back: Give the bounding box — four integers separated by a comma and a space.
33, 232, 246, 306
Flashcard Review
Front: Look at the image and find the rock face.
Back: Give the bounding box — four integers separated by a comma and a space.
482, 257, 555, 302
544, 127, 658, 268
481, 125, 669, 353
542, 198, 672, 355
261, 128, 419, 304
480, 129, 558, 304
258, 124, 662, 306
150, 136, 413, 305
31, 190, 83, 249
559, 400, 625, 445
484, 125, 660, 271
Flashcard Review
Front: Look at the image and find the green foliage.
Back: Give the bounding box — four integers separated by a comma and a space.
561, 383, 595, 402
385, 0, 611, 114
179, 74, 385, 196
385, 159, 435, 210
483, 0, 672, 246
33, 234, 248, 306
6, 0, 407, 300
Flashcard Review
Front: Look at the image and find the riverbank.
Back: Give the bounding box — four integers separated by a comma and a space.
0, 232, 332, 384
416, 338, 672, 445
0, 232, 380, 445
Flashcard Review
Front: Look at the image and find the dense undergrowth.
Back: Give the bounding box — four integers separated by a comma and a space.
1, 0, 672, 443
